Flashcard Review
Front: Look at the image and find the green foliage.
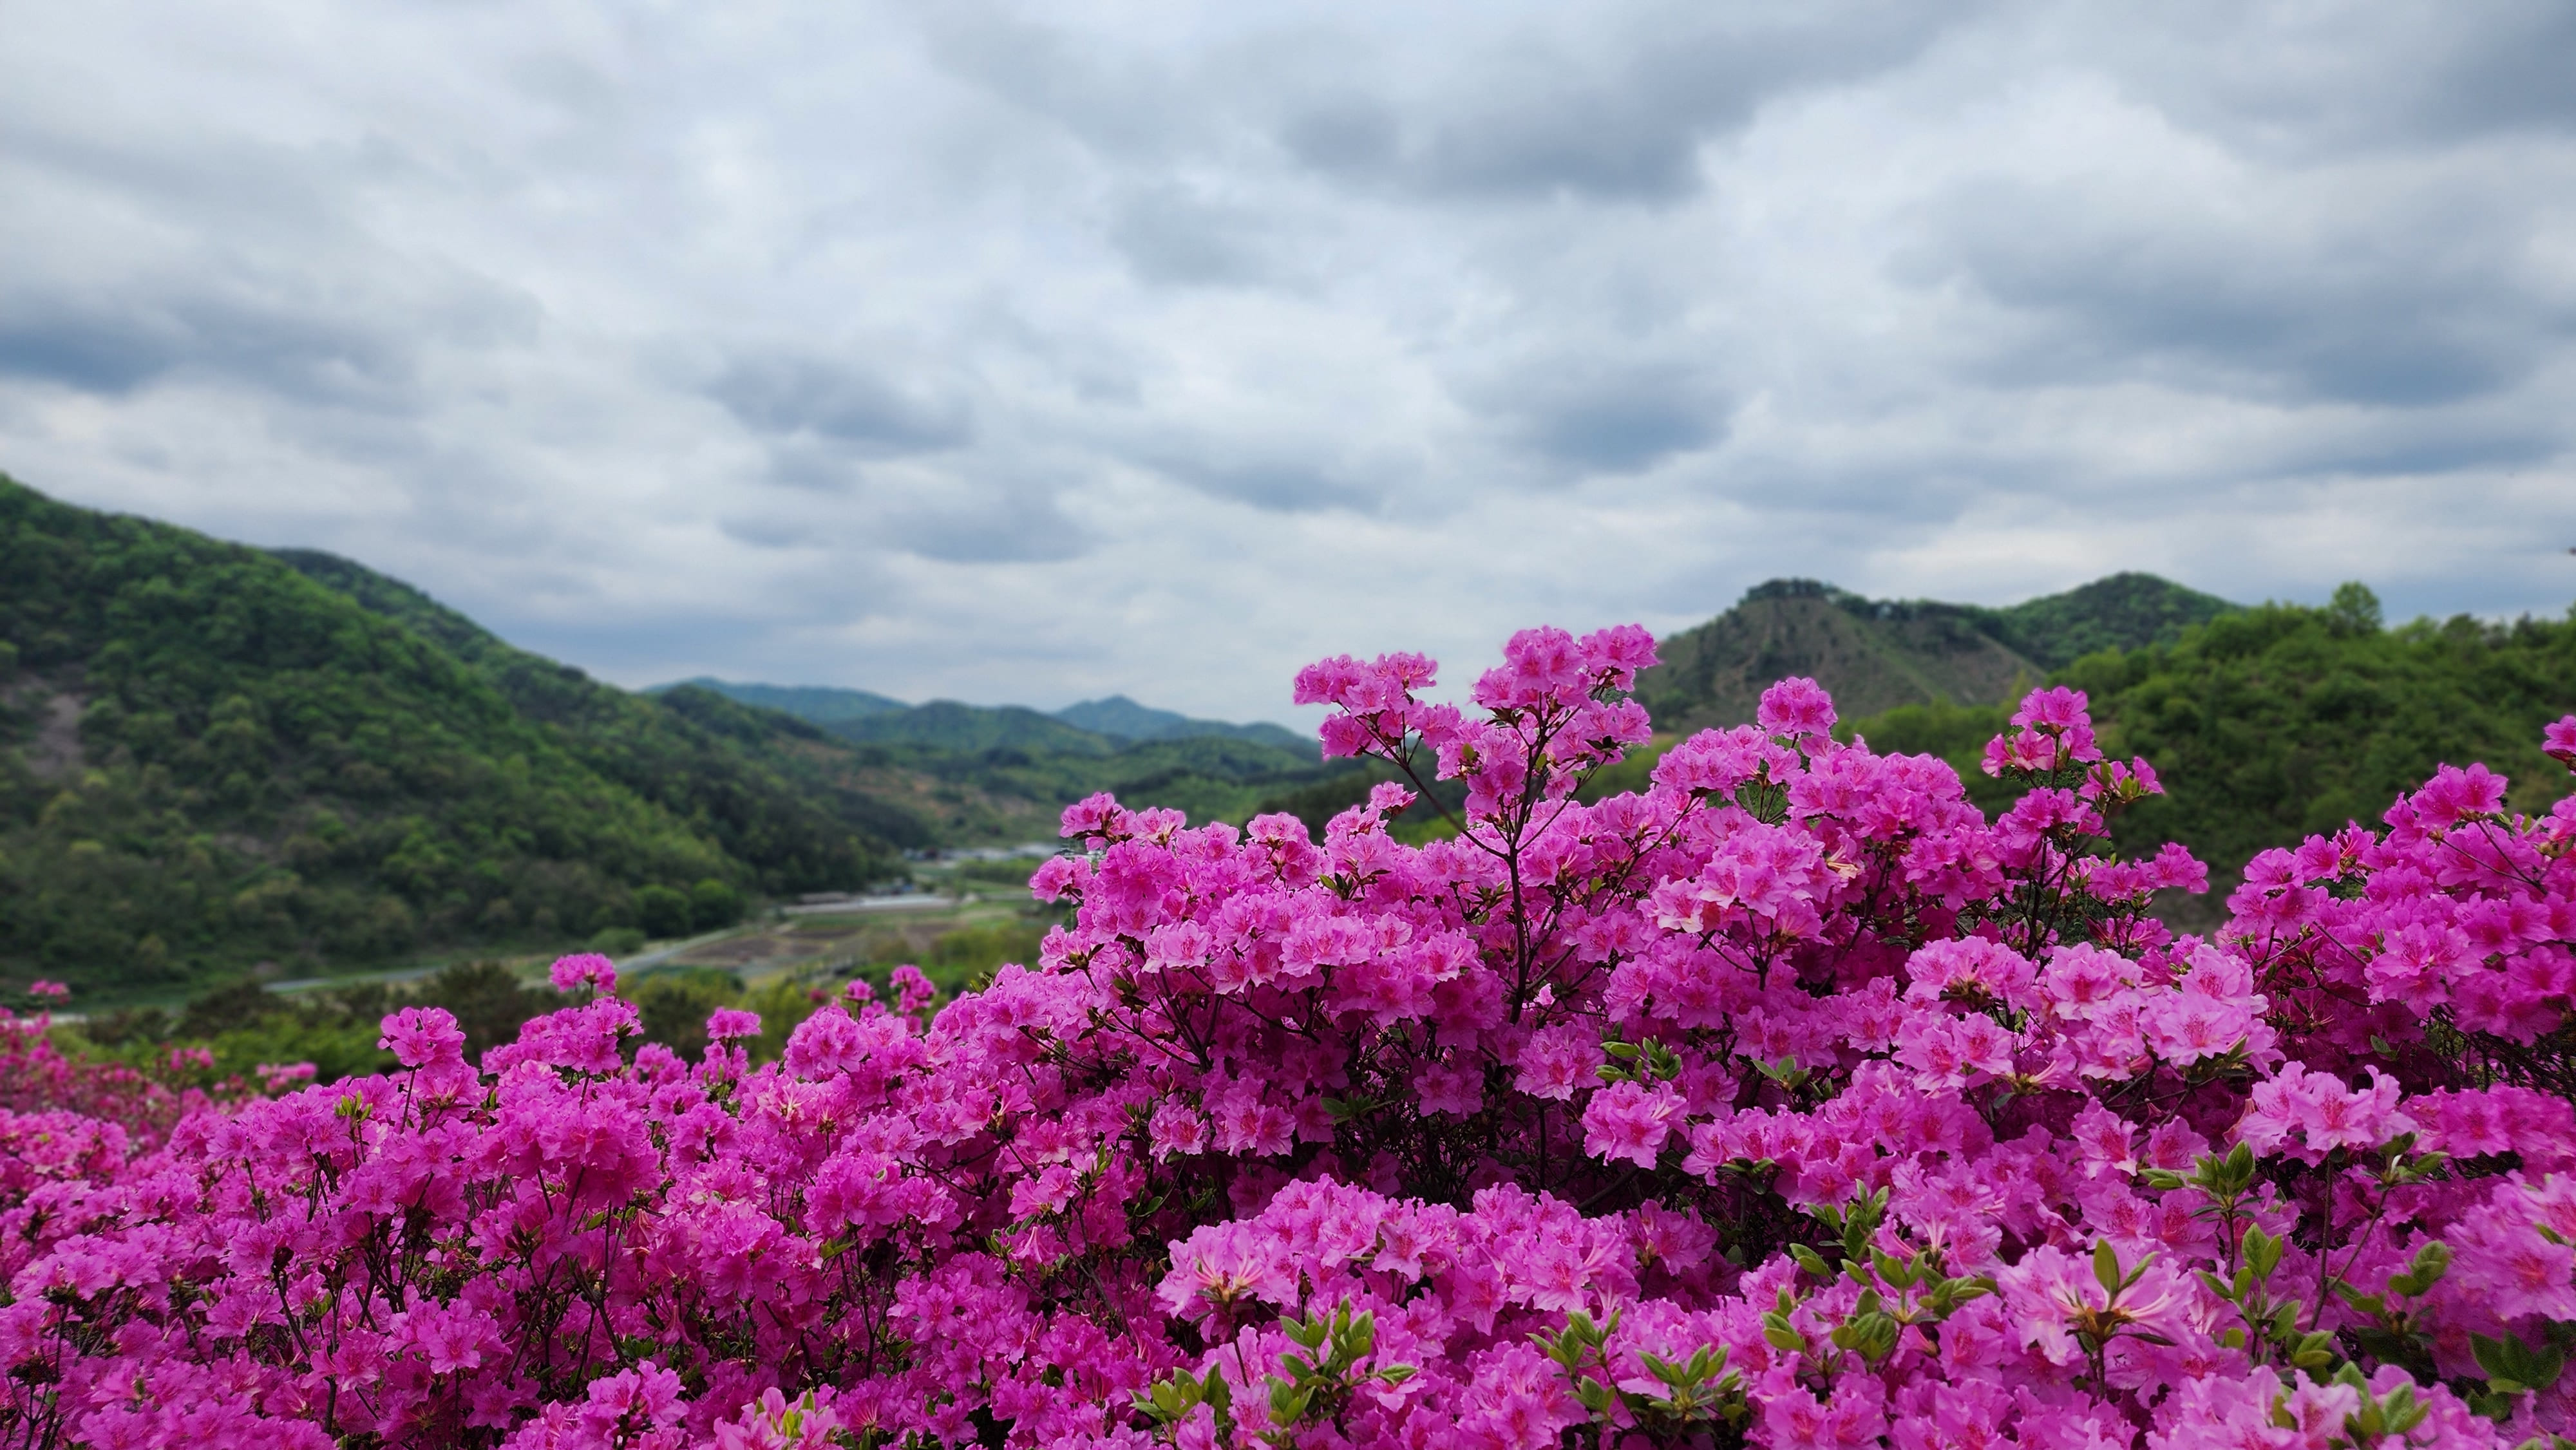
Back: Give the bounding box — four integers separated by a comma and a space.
1537, 1308, 1748, 1437
629, 967, 744, 1059
937, 856, 1050, 890
1838, 590, 2576, 881
1048, 693, 1309, 749
735, 975, 830, 1064
205, 1013, 395, 1084
79, 981, 395, 1083
800, 692, 1310, 755
68, 959, 569, 1084
635, 885, 694, 940
272, 547, 930, 864
0, 475, 1376, 999
689, 878, 743, 930
402, 959, 572, 1061
916, 918, 1052, 988
1254, 762, 1459, 836
835, 701, 1119, 755
2064, 595, 2576, 874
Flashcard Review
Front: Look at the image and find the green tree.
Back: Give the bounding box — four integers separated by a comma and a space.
2326, 581, 2384, 637
629, 968, 743, 1060
689, 878, 743, 930
635, 885, 694, 939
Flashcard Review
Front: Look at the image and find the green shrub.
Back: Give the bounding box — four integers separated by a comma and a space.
629, 968, 744, 1059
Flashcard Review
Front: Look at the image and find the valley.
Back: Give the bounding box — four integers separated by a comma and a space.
6, 469, 2573, 1006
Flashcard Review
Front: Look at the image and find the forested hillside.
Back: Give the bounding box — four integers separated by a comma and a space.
1636, 572, 2236, 729
0, 474, 1363, 997
674, 677, 1311, 751
1048, 694, 1308, 748
272, 549, 942, 855
0, 476, 904, 995
665, 677, 1351, 832
1842, 584, 2576, 885
648, 679, 907, 724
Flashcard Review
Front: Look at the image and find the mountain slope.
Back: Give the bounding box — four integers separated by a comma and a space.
0, 475, 900, 996
1052, 695, 1309, 749
1636, 580, 2042, 731
1967, 572, 2239, 672
647, 679, 907, 724
829, 701, 1115, 755
1635, 574, 2239, 731
272, 549, 938, 857
673, 678, 1311, 752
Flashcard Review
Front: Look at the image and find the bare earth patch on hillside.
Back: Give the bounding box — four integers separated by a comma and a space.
2, 679, 90, 780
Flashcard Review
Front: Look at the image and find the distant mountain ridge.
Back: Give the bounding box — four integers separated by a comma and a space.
665, 681, 1311, 753
1052, 695, 1309, 749
649, 679, 907, 724
1635, 572, 2239, 731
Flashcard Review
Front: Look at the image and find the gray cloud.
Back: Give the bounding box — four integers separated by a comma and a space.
1108, 184, 1281, 288
1273, 3, 1972, 202
2, 0, 2573, 722
1472, 359, 1730, 474
2092, 1, 2576, 160
1137, 447, 1394, 514
0, 283, 528, 411
708, 356, 972, 457
873, 482, 1091, 565
1904, 173, 2572, 407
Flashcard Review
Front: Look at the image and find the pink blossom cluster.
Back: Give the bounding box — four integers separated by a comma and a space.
0, 999, 201, 1145
3, 627, 2575, 1450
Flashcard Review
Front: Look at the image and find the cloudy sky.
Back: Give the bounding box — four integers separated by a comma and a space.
5, 1, 2574, 725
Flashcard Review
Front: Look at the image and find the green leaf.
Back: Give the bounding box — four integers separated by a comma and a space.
1871, 1245, 1918, 1290
2093, 1240, 2123, 1297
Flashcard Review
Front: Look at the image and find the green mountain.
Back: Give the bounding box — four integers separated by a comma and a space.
872, 730, 1353, 833
0, 474, 918, 997
647, 679, 908, 724
0, 473, 1369, 996
1052, 695, 1309, 749
268, 552, 942, 854
671, 679, 1311, 753
1967, 572, 2240, 673
1635, 574, 2237, 730
831, 701, 1119, 755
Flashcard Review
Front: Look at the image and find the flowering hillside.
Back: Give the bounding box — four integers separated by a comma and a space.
5, 625, 2576, 1449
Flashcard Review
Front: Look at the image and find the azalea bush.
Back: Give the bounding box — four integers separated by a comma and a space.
5, 625, 2576, 1450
